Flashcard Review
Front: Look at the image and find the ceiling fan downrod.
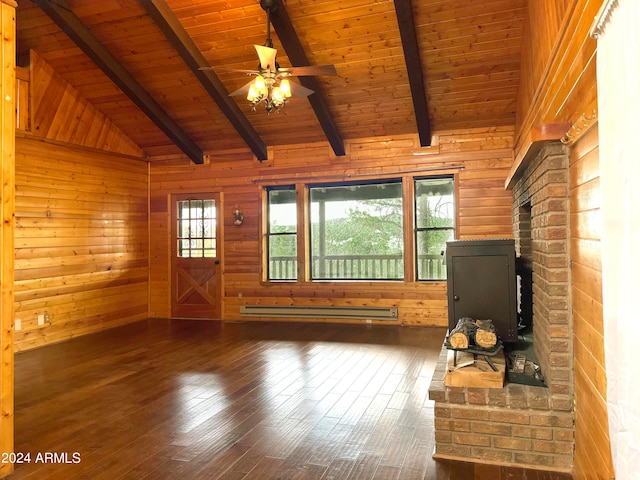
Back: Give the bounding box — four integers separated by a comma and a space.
260, 0, 277, 48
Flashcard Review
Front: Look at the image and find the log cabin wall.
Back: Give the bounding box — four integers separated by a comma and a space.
26, 51, 144, 157
149, 127, 515, 326
570, 124, 613, 478
513, 0, 612, 478
515, 0, 598, 150
515, 0, 572, 136
13, 52, 149, 352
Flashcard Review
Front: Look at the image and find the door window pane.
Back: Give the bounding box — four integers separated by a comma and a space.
177, 199, 217, 258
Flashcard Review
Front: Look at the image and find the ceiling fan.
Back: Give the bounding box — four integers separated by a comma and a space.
201, 0, 337, 113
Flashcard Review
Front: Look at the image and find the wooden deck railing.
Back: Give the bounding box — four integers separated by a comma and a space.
269, 254, 445, 280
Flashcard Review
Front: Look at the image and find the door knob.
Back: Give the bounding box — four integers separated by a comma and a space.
453, 295, 459, 301
214, 260, 220, 265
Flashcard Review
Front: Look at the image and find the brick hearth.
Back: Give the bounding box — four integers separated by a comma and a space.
429, 348, 573, 470
429, 142, 574, 472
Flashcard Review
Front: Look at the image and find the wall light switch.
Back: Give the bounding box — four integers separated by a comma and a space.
38, 314, 45, 326
15, 319, 21, 331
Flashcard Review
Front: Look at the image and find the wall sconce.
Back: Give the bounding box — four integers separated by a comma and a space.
233, 208, 244, 226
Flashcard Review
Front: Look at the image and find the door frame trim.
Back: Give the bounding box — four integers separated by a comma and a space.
169, 191, 224, 319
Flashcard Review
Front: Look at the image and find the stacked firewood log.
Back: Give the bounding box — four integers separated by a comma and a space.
448, 317, 498, 350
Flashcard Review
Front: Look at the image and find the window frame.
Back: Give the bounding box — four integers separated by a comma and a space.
308, 178, 404, 281
263, 174, 457, 284
265, 185, 298, 281
413, 175, 456, 281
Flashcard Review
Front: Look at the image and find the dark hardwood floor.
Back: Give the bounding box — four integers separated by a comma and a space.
10, 320, 573, 479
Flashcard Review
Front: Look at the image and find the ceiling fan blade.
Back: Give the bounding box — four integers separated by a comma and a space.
254, 44, 277, 71
289, 81, 315, 98
229, 79, 255, 97
199, 66, 260, 75
278, 64, 337, 77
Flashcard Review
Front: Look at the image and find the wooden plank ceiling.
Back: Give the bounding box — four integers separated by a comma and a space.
16, 0, 527, 162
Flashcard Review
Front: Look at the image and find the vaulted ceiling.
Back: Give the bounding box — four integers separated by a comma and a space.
16, 0, 527, 163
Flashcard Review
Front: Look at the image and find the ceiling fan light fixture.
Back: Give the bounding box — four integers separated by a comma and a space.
247, 83, 259, 102
254, 75, 267, 93
279, 78, 292, 98
272, 86, 284, 104
208, 0, 334, 114
246, 73, 291, 113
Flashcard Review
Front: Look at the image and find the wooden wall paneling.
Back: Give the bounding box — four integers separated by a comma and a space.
516, 0, 571, 131
13, 136, 149, 352
457, 157, 514, 239
28, 50, 144, 157
536, 9, 597, 124
514, 0, 600, 162
15, 66, 29, 132
570, 125, 615, 479
149, 129, 514, 327
149, 189, 170, 318
0, 1, 16, 476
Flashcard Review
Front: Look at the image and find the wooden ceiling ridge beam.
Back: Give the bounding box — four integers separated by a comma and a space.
393, 0, 432, 147
269, 0, 345, 157
139, 0, 268, 161
33, 0, 206, 164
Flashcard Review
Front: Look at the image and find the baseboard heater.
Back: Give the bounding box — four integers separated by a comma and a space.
240, 305, 398, 320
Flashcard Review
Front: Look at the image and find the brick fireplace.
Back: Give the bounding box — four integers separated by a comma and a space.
429, 142, 574, 471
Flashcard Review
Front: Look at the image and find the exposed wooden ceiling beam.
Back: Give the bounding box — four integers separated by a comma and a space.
394, 0, 432, 147
140, 0, 268, 161
33, 0, 206, 164
269, 1, 345, 157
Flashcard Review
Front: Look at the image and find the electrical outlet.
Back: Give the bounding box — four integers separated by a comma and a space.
366, 319, 372, 325
15, 319, 21, 331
